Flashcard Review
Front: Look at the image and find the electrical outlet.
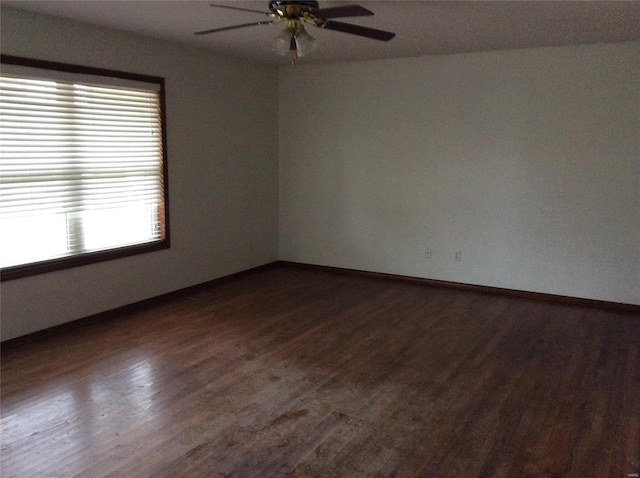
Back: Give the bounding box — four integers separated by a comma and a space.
424, 248, 432, 259
455, 250, 462, 262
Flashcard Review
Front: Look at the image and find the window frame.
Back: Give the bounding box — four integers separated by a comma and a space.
0, 55, 170, 281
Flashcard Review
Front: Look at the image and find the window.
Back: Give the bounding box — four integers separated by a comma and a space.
0, 55, 169, 281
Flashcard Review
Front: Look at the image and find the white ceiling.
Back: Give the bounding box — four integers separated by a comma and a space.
4, 1, 640, 66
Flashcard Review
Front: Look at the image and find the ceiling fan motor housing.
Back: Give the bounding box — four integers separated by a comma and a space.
269, 1, 320, 17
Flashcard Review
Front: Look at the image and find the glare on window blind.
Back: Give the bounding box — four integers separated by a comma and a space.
0, 74, 165, 268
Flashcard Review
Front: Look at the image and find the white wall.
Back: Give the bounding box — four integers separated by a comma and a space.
1, 8, 280, 340
279, 42, 640, 305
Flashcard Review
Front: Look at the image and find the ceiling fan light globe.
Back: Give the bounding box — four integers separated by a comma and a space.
295, 28, 317, 57
272, 28, 293, 56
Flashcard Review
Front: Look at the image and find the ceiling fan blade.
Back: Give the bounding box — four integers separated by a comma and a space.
194, 20, 275, 35
321, 21, 395, 41
208, 3, 270, 15
313, 5, 373, 19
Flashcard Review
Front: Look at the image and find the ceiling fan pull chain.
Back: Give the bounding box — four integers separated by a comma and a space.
291, 50, 298, 66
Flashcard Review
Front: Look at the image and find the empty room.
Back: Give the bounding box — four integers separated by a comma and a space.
1, 1, 639, 477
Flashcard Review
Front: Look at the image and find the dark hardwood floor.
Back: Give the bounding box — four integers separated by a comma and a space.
1, 265, 639, 477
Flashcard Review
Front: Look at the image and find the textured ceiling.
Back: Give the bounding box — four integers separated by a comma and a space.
4, 1, 640, 65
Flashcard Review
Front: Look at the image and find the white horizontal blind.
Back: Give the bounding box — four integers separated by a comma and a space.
0, 71, 165, 269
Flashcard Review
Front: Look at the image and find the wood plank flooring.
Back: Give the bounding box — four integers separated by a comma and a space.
1, 265, 639, 477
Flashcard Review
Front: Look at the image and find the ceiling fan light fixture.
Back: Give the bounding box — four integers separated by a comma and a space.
272, 28, 293, 56
203, 2, 395, 65
294, 27, 317, 57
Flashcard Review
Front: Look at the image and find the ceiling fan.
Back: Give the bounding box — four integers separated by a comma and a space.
195, 1, 396, 64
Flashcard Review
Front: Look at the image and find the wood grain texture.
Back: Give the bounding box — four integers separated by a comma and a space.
279, 260, 640, 313
2, 265, 639, 477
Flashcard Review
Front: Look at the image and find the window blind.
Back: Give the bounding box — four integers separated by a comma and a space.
0, 66, 166, 271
